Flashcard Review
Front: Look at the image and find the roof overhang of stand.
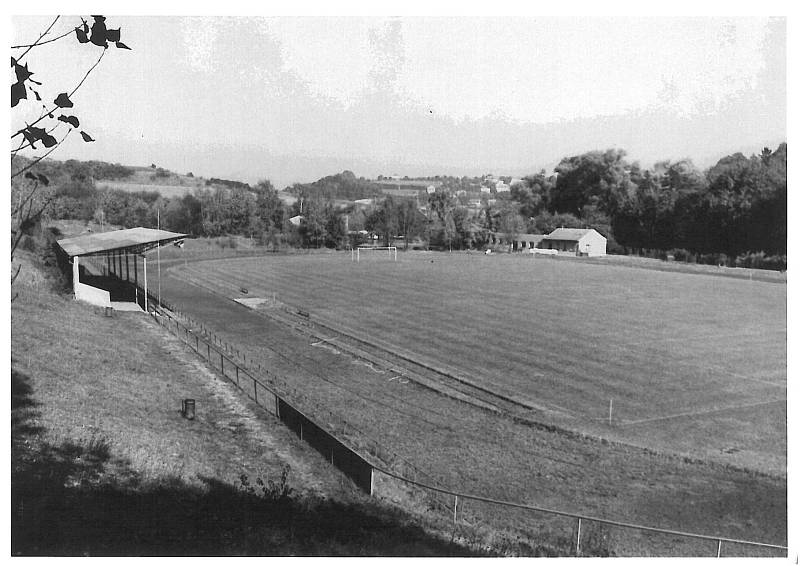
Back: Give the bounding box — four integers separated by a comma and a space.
57, 227, 187, 258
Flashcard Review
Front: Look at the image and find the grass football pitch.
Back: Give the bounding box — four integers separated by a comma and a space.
169, 251, 786, 475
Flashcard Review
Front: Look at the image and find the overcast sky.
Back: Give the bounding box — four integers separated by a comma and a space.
11, 14, 786, 189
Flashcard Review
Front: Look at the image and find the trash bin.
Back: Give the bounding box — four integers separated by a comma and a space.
181, 399, 195, 420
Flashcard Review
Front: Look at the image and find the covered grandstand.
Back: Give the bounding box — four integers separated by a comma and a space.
56, 227, 186, 312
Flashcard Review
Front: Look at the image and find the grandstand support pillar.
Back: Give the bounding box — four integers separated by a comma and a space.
134, 254, 138, 306
125, 251, 129, 282
72, 255, 80, 300
118, 251, 123, 279
143, 255, 148, 313
106, 253, 111, 276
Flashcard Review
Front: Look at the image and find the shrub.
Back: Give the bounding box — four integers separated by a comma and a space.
668, 248, 692, 262
237, 465, 294, 503
735, 252, 787, 271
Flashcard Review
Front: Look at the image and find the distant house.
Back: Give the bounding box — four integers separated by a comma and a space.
426, 185, 437, 194
480, 187, 491, 194
288, 215, 303, 227
540, 228, 606, 256
353, 199, 375, 209
494, 181, 510, 193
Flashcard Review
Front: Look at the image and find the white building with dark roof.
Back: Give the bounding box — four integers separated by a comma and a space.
540, 228, 607, 256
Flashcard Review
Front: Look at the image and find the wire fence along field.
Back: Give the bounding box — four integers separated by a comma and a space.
131, 282, 787, 557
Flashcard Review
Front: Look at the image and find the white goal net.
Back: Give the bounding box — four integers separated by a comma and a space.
353, 246, 397, 262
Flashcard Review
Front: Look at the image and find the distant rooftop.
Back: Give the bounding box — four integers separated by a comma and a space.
57, 227, 186, 258
543, 228, 601, 241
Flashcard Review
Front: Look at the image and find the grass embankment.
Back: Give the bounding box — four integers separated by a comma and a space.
10, 249, 487, 556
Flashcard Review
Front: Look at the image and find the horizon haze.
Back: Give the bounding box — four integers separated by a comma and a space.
11, 15, 786, 189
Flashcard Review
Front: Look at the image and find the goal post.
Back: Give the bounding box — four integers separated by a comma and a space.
354, 246, 397, 262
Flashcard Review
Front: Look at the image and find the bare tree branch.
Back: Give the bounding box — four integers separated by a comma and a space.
13, 15, 60, 62
12, 26, 73, 51
10, 130, 71, 179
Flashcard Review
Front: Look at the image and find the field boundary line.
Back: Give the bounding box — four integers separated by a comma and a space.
620, 398, 786, 427
719, 370, 786, 388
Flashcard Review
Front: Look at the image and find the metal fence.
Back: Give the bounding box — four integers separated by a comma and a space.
135, 283, 787, 558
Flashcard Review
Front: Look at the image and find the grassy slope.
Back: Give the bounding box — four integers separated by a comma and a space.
155, 252, 786, 556
10, 251, 488, 556
171, 251, 786, 475
95, 169, 206, 198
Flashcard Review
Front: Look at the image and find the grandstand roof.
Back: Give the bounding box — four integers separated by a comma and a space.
543, 228, 602, 241
57, 227, 186, 258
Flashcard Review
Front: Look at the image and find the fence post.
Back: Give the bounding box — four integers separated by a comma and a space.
716, 540, 722, 558
235, 365, 239, 386
195, 335, 199, 351
221, 353, 224, 376
576, 517, 582, 556
453, 495, 459, 524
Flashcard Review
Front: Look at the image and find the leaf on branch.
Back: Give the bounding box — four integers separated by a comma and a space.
54, 92, 74, 108
106, 28, 121, 42
24, 172, 38, 182
32, 89, 41, 102
76, 26, 90, 43
37, 174, 50, 186
21, 125, 48, 149
115, 41, 132, 50
90, 16, 109, 47
11, 81, 26, 107
80, 131, 95, 142
41, 132, 58, 148
14, 61, 33, 83
58, 115, 80, 128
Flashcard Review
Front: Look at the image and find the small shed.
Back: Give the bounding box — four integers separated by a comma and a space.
540, 228, 607, 256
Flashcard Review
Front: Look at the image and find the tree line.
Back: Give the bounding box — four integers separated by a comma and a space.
13, 142, 786, 269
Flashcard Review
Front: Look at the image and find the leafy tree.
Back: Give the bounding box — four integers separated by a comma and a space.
550, 149, 634, 217
163, 194, 203, 235
365, 196, 399, 246
324, 203, 348, 249
298, 197, 328, 248
11, 15, 130, 292
396, 199, 424, 249
530, 210, 583, 235
513, 170, 553, 218
253, 179, 284, 240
